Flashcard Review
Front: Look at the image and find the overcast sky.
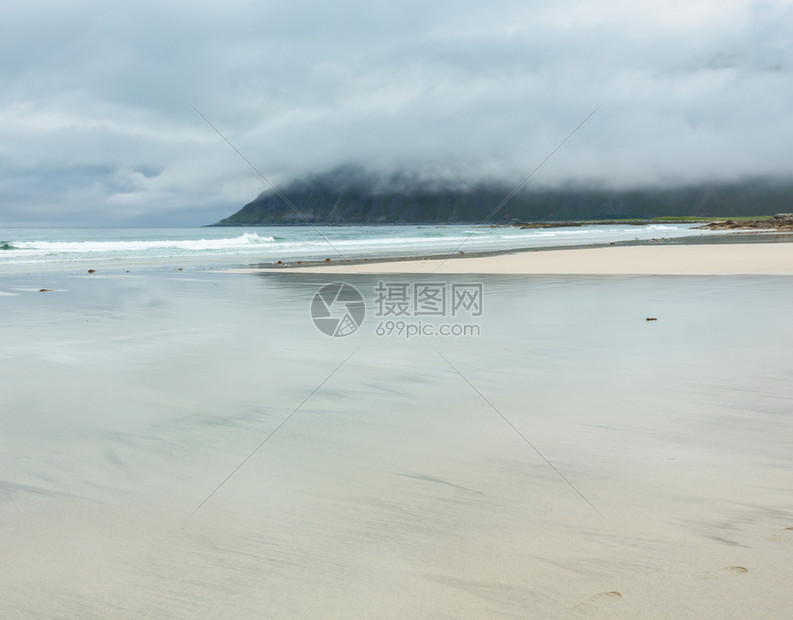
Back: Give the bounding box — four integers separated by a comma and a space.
1, 0, 791, 226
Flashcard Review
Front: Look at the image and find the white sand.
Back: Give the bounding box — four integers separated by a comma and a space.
3, 265, 793, 618
234, 241, 793, 275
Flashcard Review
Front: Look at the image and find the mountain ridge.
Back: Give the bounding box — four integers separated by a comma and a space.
211, 167, 793, 226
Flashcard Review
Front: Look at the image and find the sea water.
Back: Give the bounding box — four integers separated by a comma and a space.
0, 223, 719, 274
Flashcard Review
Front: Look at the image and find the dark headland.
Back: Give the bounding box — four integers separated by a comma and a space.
210, 166, 793, 226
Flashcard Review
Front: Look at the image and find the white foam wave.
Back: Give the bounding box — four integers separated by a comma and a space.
11, 233, 275, 253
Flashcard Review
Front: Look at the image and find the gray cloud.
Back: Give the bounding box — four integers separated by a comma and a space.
1, 0, 791, 225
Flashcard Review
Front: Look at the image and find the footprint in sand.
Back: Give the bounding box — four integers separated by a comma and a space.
770, 527, 793, 544
573, 591, 623, 612
696, 565, 750, 582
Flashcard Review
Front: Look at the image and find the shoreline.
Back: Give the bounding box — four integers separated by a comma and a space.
228, 231, 793, 276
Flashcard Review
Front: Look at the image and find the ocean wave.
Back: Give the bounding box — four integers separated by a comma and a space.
0, 224, 710, 272
7, 233, 275, 253
267, 235, 475, 250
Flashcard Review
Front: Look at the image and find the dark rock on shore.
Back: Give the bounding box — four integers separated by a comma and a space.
695, 213, 793, 231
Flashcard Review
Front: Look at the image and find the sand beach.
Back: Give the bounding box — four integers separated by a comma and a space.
2, 233, 793, 618
237, 235, 793, 275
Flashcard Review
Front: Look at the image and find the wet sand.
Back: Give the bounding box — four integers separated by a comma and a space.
1, 269, 792, 618
233, 237, 793, 275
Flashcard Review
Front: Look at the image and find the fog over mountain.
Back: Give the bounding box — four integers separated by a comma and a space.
1, 1, 792, 226
212, 166, 793, 225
